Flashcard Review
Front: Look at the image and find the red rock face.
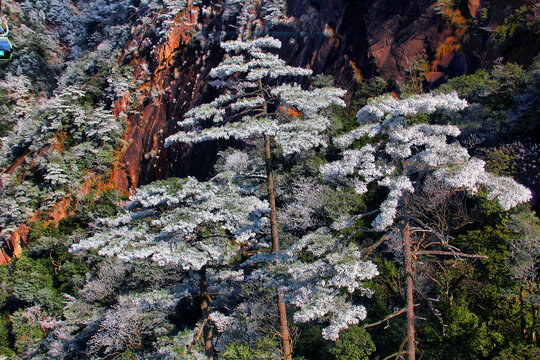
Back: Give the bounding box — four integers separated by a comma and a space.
284, 0, 462, 93
362, 1, 437, 82
468, 0, 481, 18
110, 1, 225, 191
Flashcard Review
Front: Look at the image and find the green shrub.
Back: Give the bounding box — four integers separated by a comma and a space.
326, 325, 375, 360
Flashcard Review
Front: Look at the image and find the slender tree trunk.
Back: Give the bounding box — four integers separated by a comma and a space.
403, 222, 416, 360
520, 286, 527, 339
531, 303, 538, 344
265, 134, 293, 360
265, 135, 280, 253
199, 267, 215, 360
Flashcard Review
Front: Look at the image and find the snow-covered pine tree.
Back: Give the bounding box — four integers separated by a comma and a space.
164, 35, 346, 359
217, 227, 380, 342
72, 170, 269, 360
505, 208, 540, 341
320, 91, 532, 360
203, 151, 379, 346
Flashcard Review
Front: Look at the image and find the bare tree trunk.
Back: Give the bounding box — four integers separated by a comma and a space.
265, 136, 280, 253
265, 134, 293, 360
531, 303, 538, 345
199, 267, 215, 360
520, 286, 527, 339
403, 223, 416, 360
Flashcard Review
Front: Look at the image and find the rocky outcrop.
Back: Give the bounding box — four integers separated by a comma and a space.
111, 1, 225, 190
284, 0, 461, 90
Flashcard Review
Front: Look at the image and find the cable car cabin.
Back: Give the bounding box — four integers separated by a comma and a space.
0, 38, 12, 61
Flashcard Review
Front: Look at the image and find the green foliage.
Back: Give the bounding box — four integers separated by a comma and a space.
296, 324, 377, 360
220, 337, 280, 360
352, 77, 389, 108
0, 315, 14, 357
0, 232, 90, 356
437, 62, 529, 112
436, 60, 536, 140
479, 148, 515, 176
7, 255, 57, 307
437, 70, 495, 103
421, 305, 503, 359
27, 219, 60, 243
10, 308, 46, 355
364, 257, 406, 359
294, 324, 327, 360
494, 343, 540, 360
414, 198, 534, 359
401, 54, 430, 94
406, 112, 431, 125
492, 6, 539, 44
323, 185, 368, 224
326, 325, 375, 360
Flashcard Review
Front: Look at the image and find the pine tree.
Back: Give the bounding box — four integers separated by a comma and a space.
164, 35, 346, 359
505, 209, 540, 342
72, 170, 269, 359
321, 91, 532, 360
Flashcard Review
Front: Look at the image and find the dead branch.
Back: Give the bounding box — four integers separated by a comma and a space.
187, 319, 207, 354
383, 351, 408, 360
364, 308, 407, 329
416, 250, 488, 259
361, 234, 387, 256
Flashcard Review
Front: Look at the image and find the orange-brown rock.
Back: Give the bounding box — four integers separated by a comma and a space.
1, 225, 28, 265
110, 0, 223, 191
285, 0, 463, 93
468, 0, 481, 18
425, 71, 445, 83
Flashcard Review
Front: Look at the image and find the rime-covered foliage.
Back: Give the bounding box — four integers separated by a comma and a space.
506, 209, 540, 300
0, 0, 538, 359
165, 35, 346, 155
238, 228, 378, 341
162, 32, 382, 346
72, 173, 269, 267
0, 85, 122, 244
221, 0, 291, 39
35, 258, 188, 359
321, 92, 532, 231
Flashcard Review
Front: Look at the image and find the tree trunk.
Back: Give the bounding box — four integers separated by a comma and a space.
403, 223, 416, 360
520, 286, 527, 339
199, 267, 215, 360
531, 303, 538, 345
265, 134, 293, 360
265, 135, 280, 253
